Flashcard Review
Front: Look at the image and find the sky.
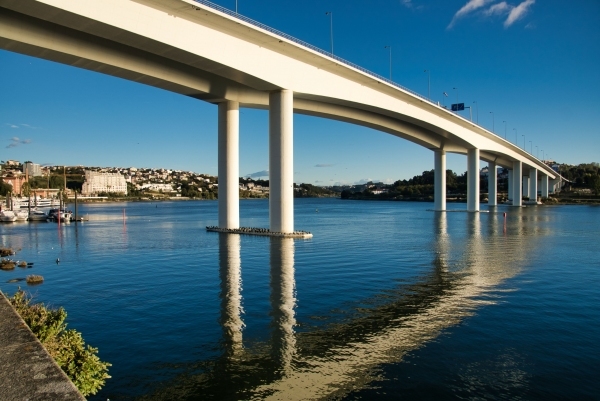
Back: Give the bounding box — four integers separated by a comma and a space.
1, 0, 599, 185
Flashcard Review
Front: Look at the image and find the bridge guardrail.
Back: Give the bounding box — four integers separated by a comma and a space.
191, 0, 554, 173
192, 0, 434, 104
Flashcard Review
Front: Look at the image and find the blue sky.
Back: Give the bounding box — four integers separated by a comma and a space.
1, 0, 599, 185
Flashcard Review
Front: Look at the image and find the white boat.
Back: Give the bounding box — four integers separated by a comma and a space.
15, 210, 29, 221
28, 209, 49, 221
0, 210, 17, 222
48, 208, 73, 222
17, 197, 58, 209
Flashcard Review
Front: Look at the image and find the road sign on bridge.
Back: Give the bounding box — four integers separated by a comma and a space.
451, 103, 465, 111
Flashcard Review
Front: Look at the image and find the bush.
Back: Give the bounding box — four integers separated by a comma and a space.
9, 290, 111, 396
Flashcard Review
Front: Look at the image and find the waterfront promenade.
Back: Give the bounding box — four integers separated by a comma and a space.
0, 291, 84, 401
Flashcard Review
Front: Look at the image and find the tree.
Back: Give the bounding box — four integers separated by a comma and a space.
0, 181, 13, 196
21, 182, 31, 197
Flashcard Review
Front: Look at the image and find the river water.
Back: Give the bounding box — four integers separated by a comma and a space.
0, 199, 599, 400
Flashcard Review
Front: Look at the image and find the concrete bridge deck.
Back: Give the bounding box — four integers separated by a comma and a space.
0, 291, 85, 401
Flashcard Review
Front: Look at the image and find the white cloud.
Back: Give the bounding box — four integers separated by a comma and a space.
448, 0, 494, 28
6, 137, 33, 148
504, 0, 535, 28
484, 1, 511, 16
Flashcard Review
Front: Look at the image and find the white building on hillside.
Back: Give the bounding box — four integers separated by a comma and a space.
81, 170, 128, 195
23, 162, 42, 177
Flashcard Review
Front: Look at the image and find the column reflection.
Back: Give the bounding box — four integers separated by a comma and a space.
433, 212, 449, 269
269, 237, 297, 376
218, 233, 244, 358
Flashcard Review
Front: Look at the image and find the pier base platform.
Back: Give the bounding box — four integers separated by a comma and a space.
206, 226, 313, 239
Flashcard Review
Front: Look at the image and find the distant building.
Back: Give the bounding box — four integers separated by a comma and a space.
81, 170, 127, 195
23, 162, 42, 177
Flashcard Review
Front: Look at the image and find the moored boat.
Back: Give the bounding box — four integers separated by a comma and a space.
48, 208, 73, 222
28, 209, 49, 221
15, 210, 29, 221
0, 210, 17, 222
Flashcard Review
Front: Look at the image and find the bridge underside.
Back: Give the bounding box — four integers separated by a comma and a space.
0, 0, 559, 225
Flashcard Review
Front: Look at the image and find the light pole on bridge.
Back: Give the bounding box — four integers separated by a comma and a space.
536, 145, 539, 158
235, 0, 238, 13
513, 128, 518, 145
541, 149, 545, 161
473, 101, 479, 123
490, 111, 495, 134
424, 69, 430, 100
325, 12, 333, 55
529, 140, 532, 154
522, 134, 525, 150
453, 87, 459, 112
385, 45, 392, 81
503, 120, 507, 139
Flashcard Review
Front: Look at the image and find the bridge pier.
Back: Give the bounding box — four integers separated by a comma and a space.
467, 148, 480, 212
434, 149, 446, 211
488, 161, 497, 206
269, 90, 294, 233
523, 176, 530, 199
508, 169, 513, 202
541, 174, 549, 198
218, 101, 240, 229
512, 161, 522, 206
529, 167, 538, 202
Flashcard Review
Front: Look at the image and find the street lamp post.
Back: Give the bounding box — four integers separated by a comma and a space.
536, 145, 538, 158
443, 92, 448, 108
424, 69, 430, 100
541, 149, 544, 161
529, 140, 532, 154
490, 111, 495, 133
503, 120, 507, 139
453, 87, 458, 109
522, 134, 525, 150
465, 106, 472, 121
325, 12, 333, 55
473, 101, 478, 123
235, 0, 238, 13
385, 46, 392, 81
513, 128, 518, 145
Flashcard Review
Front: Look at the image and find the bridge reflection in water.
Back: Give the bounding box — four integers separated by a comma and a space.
141, 212, 535, 401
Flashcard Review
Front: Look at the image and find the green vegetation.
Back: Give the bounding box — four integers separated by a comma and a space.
294, 183, 337, 198
0, 181, 13, 196
8, 290, 111, 396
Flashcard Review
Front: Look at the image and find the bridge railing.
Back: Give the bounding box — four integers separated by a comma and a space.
190, 0, 551, 170
192, 0, 434, 105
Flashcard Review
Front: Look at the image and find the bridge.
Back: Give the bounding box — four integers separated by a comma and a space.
0, 0, 560, 233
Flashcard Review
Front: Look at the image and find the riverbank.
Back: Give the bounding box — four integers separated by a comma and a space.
0, 291, 85, 401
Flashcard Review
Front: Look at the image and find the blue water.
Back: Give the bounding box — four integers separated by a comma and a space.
1, 199, 599, 400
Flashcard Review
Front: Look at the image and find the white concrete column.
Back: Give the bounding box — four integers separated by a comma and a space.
434, 150, 446, 211
488, 161, 497, 206
218, 101, 239, 229
523, 176, 530, 198
513, 161, 522, 206
508, 169, 513, 201
541, 174, 549, 198
269, 90, 294, 233
529, 167, 538, 203
467, 148, 480, 212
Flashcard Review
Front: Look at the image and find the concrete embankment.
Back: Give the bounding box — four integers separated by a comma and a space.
0, 291, 85, 401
